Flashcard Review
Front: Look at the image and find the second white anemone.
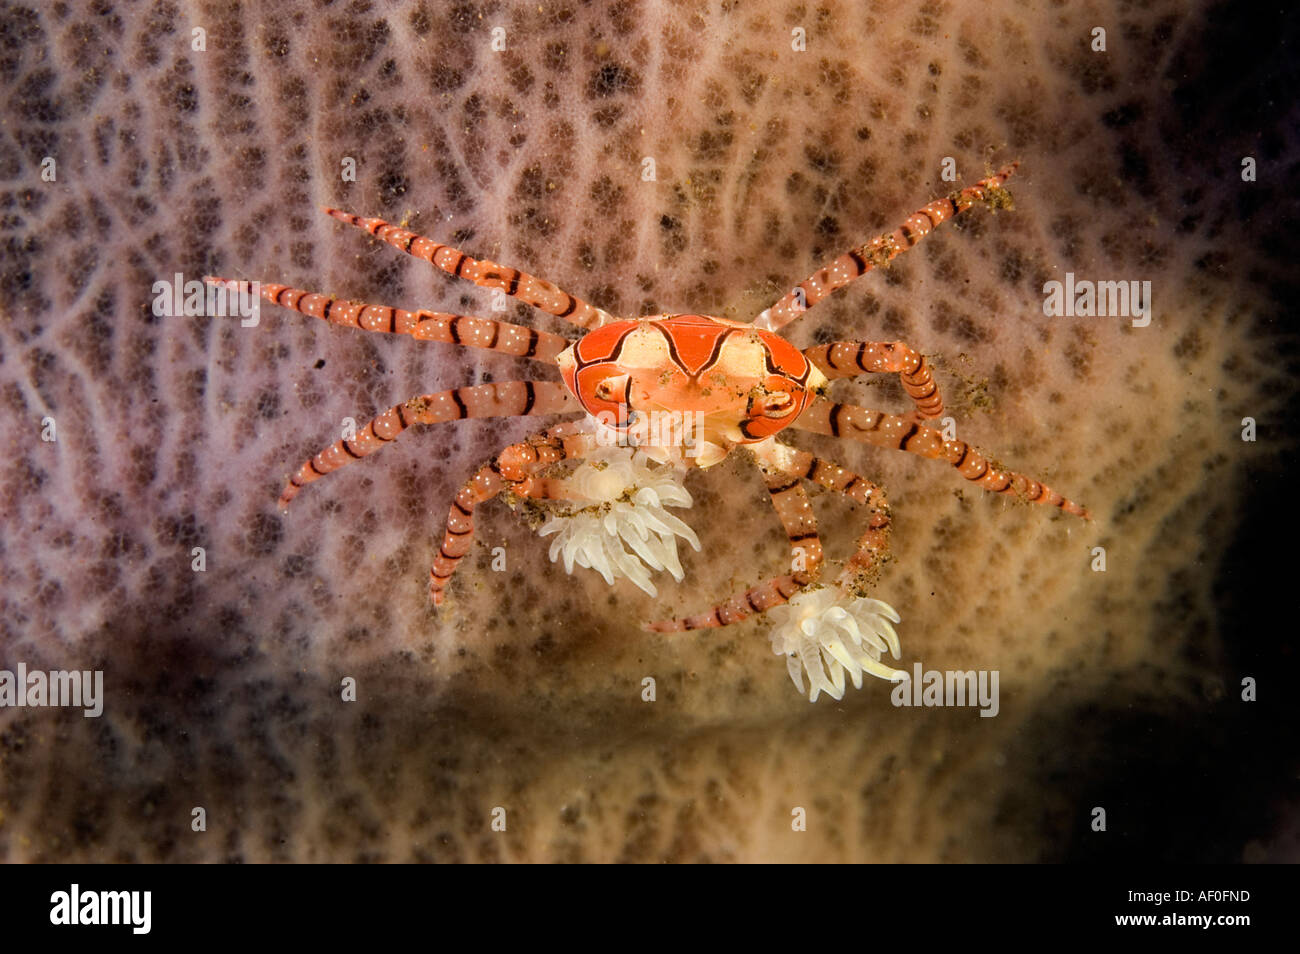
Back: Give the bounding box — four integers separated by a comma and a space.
536, 446, 700, 597
766, 586, 908, 703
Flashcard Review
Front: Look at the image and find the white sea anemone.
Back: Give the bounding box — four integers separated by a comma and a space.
536, 446, 700, 597
766, 586, 908, 703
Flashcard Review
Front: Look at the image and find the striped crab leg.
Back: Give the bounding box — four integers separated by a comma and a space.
803, 339, 945, 419
753, 162, 1019, 332
324, 208, 617, 331
794, 397, 1090, 518
645, 442, 824, 632
506, 478, 572, 501
203, 277, 572, 363
762, 443, 893, 598
278, 381, 578, 509
431, 423, 601, 605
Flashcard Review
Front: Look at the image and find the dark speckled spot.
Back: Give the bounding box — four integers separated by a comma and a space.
243, 512, 284, 557
430, 65, 464, 92
543, 41, 569, 72
409, 5, 432, 35
587, 63, 640, 99
254, 388, 280, 420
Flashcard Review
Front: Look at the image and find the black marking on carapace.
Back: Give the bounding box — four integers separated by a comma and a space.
761, 339, 812, 384
649, 319, 734, 379
572, 325, 638, 372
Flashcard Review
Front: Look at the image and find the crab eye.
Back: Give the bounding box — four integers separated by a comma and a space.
766, 391, 795, 413
593, 373, 632, 403
751, 387, 797, 418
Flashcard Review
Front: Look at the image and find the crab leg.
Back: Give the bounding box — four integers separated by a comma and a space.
762, 443, 893, 597
278, 381, 578, 509
794, 397, 1090, 518
204, 277, 571, 363
325, 208, 617, 331
430, 423, 601, 605
645, 443, 823, 632
509, 477, 575, 501
754, 163, 1019, 332
803, 339, 945, 418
